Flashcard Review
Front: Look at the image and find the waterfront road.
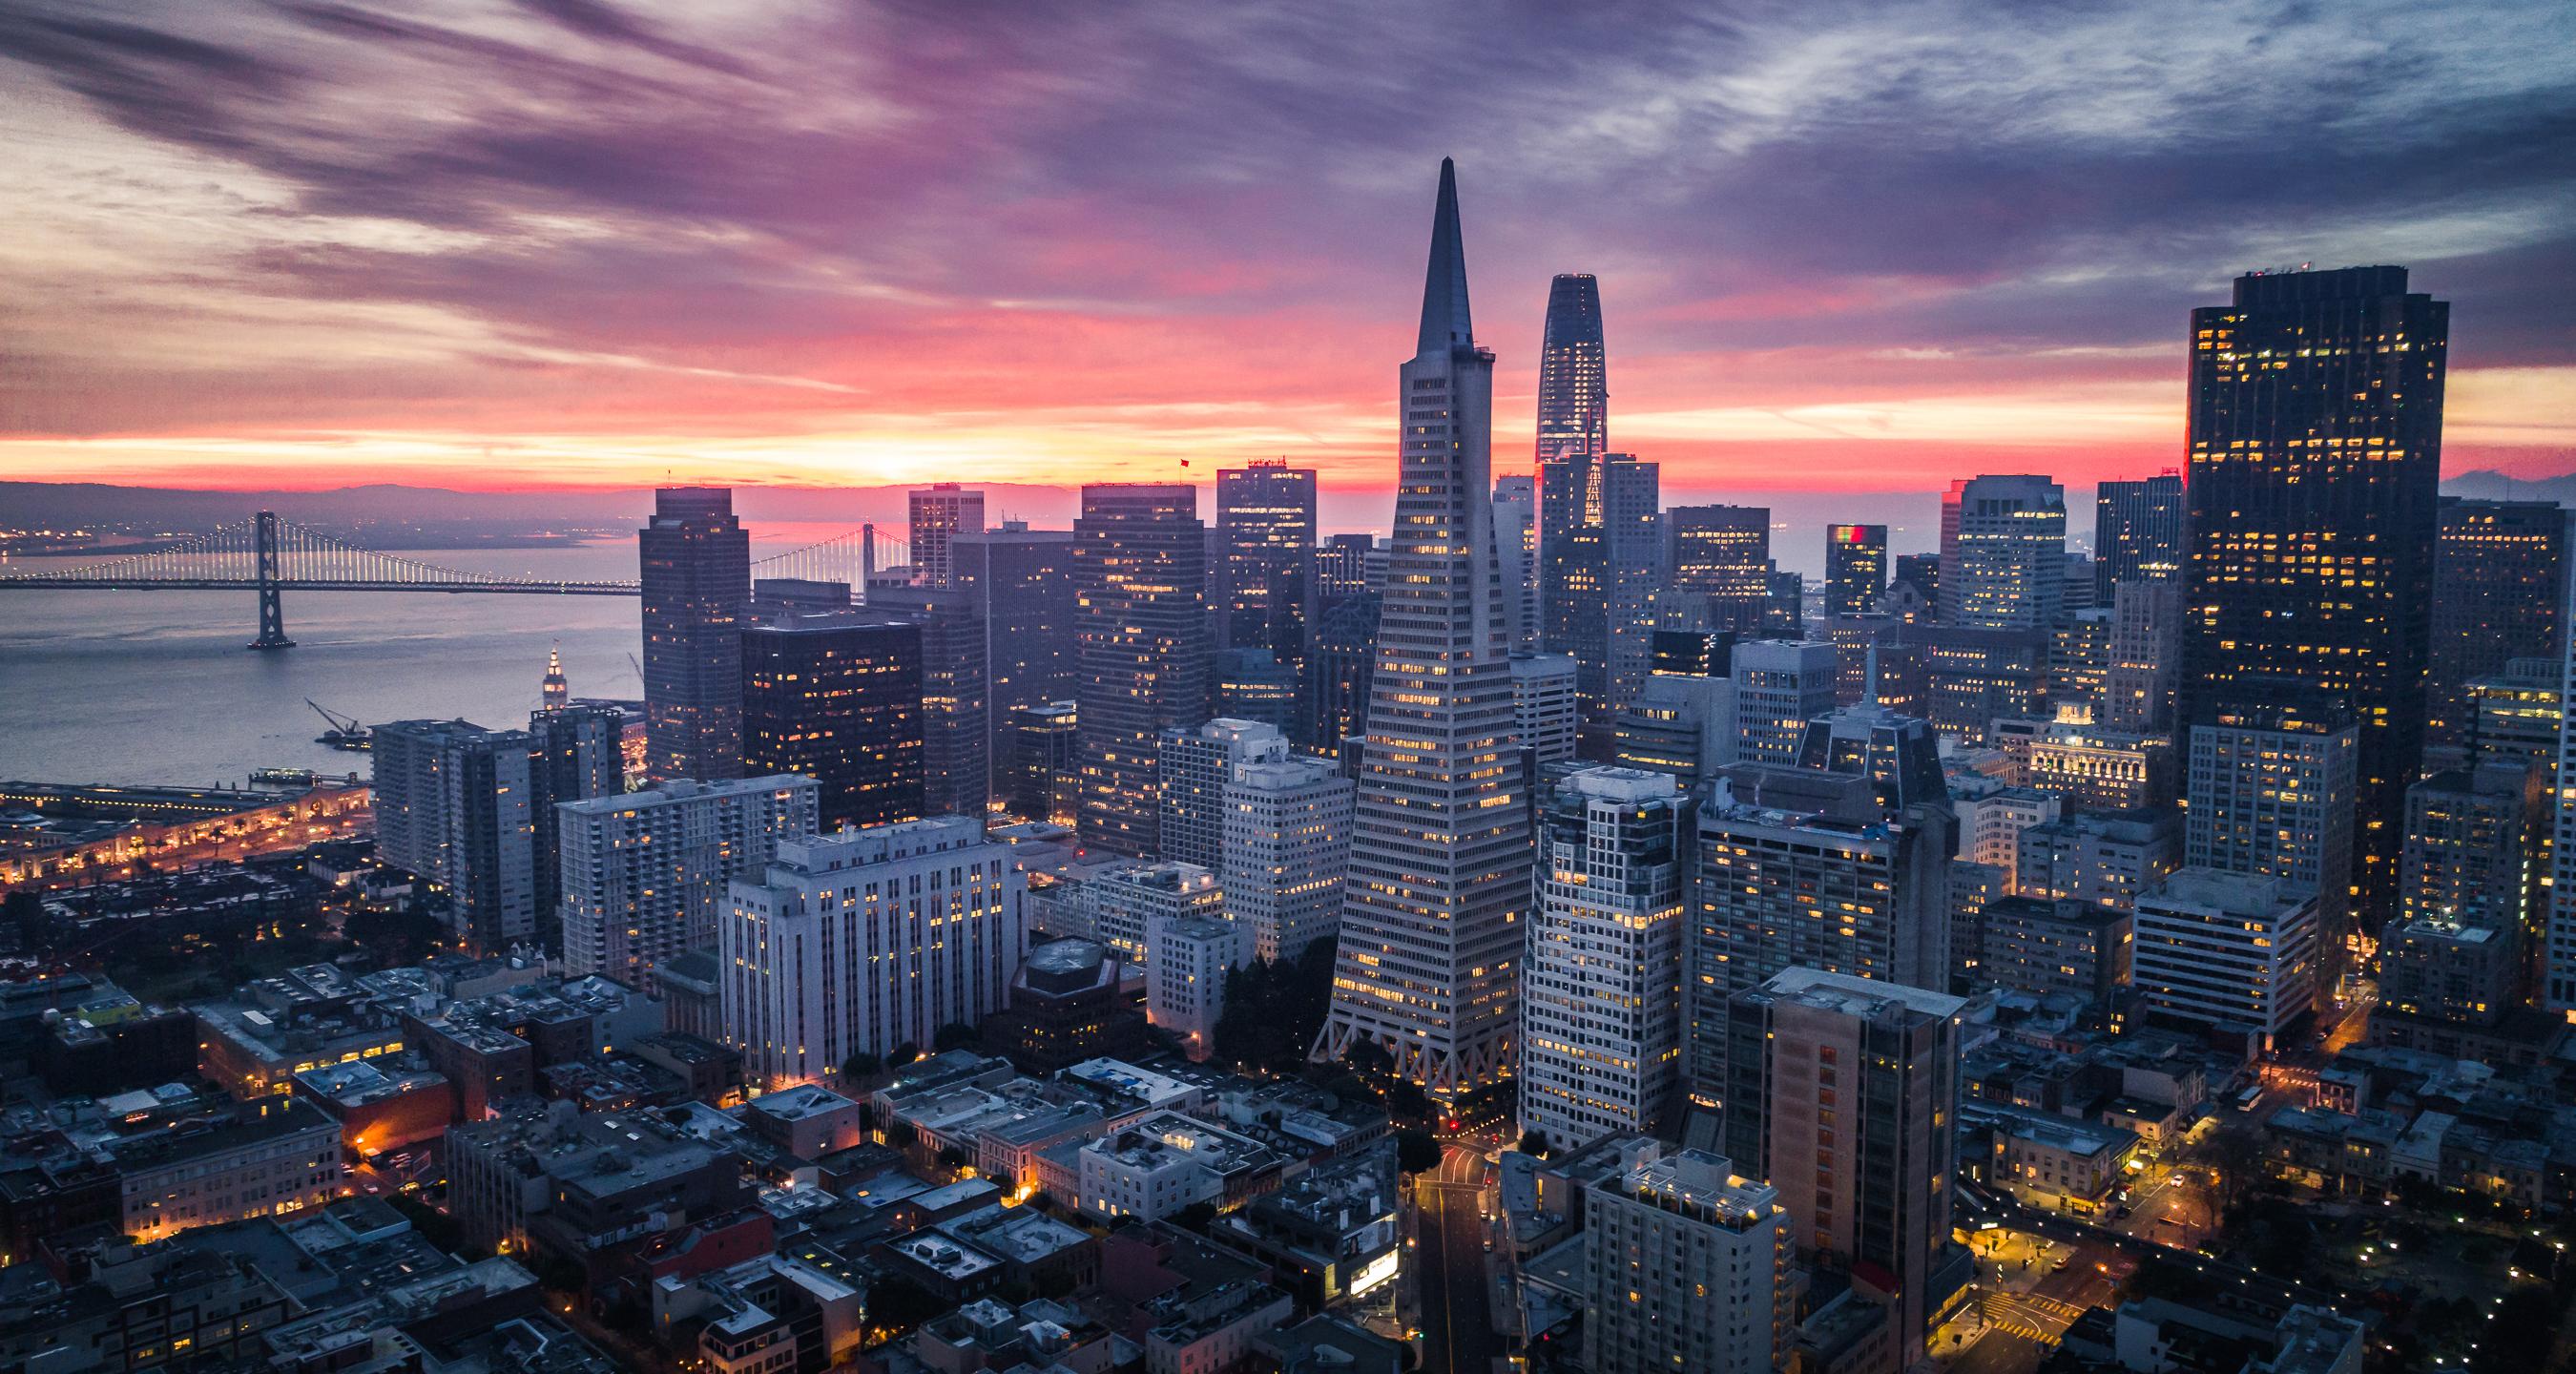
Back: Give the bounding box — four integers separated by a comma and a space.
1415, 1145, 1501, 1374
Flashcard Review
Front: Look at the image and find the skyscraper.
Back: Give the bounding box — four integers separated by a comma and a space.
1666, 505, 1772, 635
1313, 532, 1376, 609
867, 585, 990, 820
1687, 765, 1954, 1109
560, 775, 818, 989
1940, 475, 2066, 630
1538, 449, 1661, 719
1582, 1147, 1789, 1374
2092, 472, 2185, 598
1534, 272, 1607, 461
2428, 498, 2565, 747
1824, 523, 1887, 617
1072, 484, 1210, 857
1157, 718, 1290, 871
1220, 753, 1354, 964
953, 523, 1079, 795
528, 702, 623, 936
1491, 473, 1539, 652
1215, 461, 1318, 669
1730, 639, 1837, 766
1520, 767, 1688, 1147
740, 618, 925, 830
372, 718, 535, 953
2180, 266, 2447, 925
2103, 579, 2183, 736
907, 483, 985, 589
1007, 701, 1080, 824
1720, 968, 1963, 1370
2132, 869, 2321, 1051
1302, 592, 1381, 754
2185, 695, 2358, 933
640, 487, 750, 782
540, 646, 569, 711
1314, 161, 1533, 1096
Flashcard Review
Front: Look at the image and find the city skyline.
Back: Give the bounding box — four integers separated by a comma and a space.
2, 3, 2571, 495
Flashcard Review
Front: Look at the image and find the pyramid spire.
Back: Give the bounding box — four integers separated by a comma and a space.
1415, 157, 1474, 357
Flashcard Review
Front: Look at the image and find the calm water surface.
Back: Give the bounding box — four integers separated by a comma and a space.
0, 525, 849, 787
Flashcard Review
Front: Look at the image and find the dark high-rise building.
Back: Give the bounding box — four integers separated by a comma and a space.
907, 483, 985, 589
1492, 473, 1539, 652
1072, 484, 1210, 856
1824, 524, 1887, 617
1539, 452, 1662, 718
1315, 160, 1533, 1097
1313, 533, 1375, 609
528, 703, 623, 941
1215, 461, 1318, 669
2428, 498, 2565, 747
1665, 504, 1771, 635
2180, 266, 2448, 925
1765, 565, 1804, 637
866, 587, 989, 819
1893, 552, 1941, 611
953, 524, 1079, 798
741, 619, 924, 830
1008, 701, 1080, 824
640, 487, 750, 781
1722, 968, 1964, 1371
373, 718, 536, 953
1215, 648, 1300, 736
2092, 471, 2185, 598
1302, 593, 1381, 753
1534, 273, 1607, 461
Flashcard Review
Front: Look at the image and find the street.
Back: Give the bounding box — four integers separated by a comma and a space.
1412, 1144, 1503, 1374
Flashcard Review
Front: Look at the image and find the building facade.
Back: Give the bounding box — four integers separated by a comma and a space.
722, 819, 1027, 1090
1215, 462, 1318, 670
740, 617, 926, 831
641, 487, 751, 782
1314, 161, 1534, 1097
1074, 485, 1211, 857
1520, 769, 1688, 1149
558, 775, 819, 989
2180, 266, 2447, 926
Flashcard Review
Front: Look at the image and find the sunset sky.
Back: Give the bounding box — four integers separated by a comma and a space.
2, 0, 2571, 497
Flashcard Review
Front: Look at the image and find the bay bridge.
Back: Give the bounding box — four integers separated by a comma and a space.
0, 510, 910, 649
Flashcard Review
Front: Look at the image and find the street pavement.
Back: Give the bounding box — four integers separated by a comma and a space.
1413, 1144, 1503, 1374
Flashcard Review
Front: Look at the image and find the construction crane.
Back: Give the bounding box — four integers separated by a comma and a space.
307, 699, 371, 751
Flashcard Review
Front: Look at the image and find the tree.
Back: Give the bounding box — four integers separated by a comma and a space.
1213, 939, 1340, 1073
935, 1022, 982, 1052
1518, 1128, 1551, 1158
841, 1051, 884, 1085
888, 1041, 923, 1069
863, 1276, 949, 1344
2471, 1287, 2558, 1374
883, 1119, 919, 1151
1396, 1129, 1442, 1176
1174, 1200, 1218, 1233
937, 1145, 968, 1173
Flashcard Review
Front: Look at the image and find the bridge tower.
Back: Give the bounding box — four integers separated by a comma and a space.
248, 510, 296, 651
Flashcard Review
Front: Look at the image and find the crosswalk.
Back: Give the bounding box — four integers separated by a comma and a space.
1979, 1291, 2083, 1346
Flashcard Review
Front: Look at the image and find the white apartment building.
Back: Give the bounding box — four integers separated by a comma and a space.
1147, 913, 1249, 1062
1582, 1146, 1790, 1374
2132, 867, 2321, 1050
1218, 755, 1353, 963
1521, 769, 1687, 1150
559, 776, 818, 989
1730, 640, 1838, 765
722, 817, 1026, 1090
1509, 652, 1581, 765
